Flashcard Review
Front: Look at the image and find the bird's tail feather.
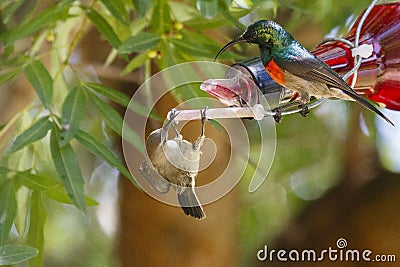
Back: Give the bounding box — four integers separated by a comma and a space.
177, 188, 206, 219
340, 88, 394, 126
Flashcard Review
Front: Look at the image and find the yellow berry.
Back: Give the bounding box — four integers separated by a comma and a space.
173, 22, 184, 31
148, 50, 157, 58
46, 31, 54, 42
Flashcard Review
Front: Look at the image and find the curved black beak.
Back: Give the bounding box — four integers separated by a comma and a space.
214, 36, 247, 62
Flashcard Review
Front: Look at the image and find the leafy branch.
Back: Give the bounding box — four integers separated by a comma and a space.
0, 0, 261, 265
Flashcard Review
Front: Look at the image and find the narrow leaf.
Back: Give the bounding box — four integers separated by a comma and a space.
3, 0, 25, 24
83, 82, 130, 107
128, 103, 163, 122
132, 0, 153, 17
7, 116, 52, 155
123, 124, 145, 154
24, 61, 53, 109
0, 5, 69, 43
84, 82, 162, 121
85, 7, 121, 48
88, 92, 144, 152
0, 181, 17, 245
196, 0, 218, 19
60, 85, 87, 146
118, 33, 160, 54
0, 69, 20, 87
0, 167, 11, 176
15, 187, 29, 237
27, 191, 46, 266
171, 39, 212, 58
0, 245, 38, 265
185, 9, 249, 30
99, 0, 129, 24
75, 130, 139, 188
50, 128, 86, 211
121, 52, 149, 74
44, 188, 98, 206
151, 0, 172, 34
88, 92, 124, 135
218, 3, 246, 31
17, 171, 59, 191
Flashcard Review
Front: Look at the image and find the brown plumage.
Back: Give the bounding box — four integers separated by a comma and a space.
140, 110, 207, 219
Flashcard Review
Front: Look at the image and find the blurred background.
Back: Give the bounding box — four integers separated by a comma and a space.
1, 0, 400, 266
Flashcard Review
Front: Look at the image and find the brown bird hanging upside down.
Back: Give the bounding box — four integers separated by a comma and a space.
140, 109, 207, 219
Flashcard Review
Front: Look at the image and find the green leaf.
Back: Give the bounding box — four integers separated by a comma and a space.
0, 167, 11, 176
85, 7, 121, 48
26, 191, 46, 266
88, 87, 144, 152
123, 125, 145, 153
218, 2, 246, 31
83, 82, 130, 107
169, 2, 199, 22
0, 4, 70, 43
99, 0, 129, 24
128, 102, 163, 122
88, 92, 124, 135
2, 0, 26, 24
24, 60, 53, 109
7, 116, 52, 155
0, 69, 20, 87
84, 81, 162, 121
17, 171, 59, 191
15, 187, 29, 237
196, 0, 218, 19
121, 52, 149, 74
44, 188, 98, 206
151, 0, 172, 34
75, 130, 139, 188
50, 128, 86, 212
132, 0, 153, 17
0, 181, 17, 245
171, 38, 213, 58
0, 245, 38, 265
118, 33, 160, 54
60, 85, 87, 146
185, 8, 249, 30
176, 29, 243, 60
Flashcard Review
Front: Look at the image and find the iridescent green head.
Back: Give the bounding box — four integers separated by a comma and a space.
214, 20, 291, 61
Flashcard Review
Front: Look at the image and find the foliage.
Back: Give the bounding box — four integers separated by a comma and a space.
0, 0, 259, 265
0, 0, 375, 266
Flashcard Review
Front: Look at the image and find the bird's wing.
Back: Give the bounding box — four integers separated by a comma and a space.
274, 54, 351, 92
274, 53, 394, 126
139, 160, 171, 194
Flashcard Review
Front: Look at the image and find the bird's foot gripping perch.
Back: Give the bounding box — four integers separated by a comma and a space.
272, 100, 311, 122
299, 104, 309, 117
194, 106, 208, 150
273, 107, 283, 123
167, 108, 182, 139
200, 106, 208, 136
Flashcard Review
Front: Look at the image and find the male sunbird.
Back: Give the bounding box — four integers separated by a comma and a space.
215, 20, 394, 126
140, 109, 207, 219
